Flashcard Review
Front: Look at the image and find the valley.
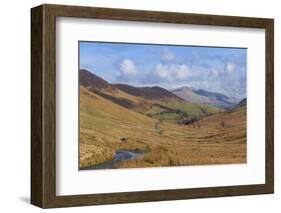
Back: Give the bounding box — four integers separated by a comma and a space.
79, 69, 246, 169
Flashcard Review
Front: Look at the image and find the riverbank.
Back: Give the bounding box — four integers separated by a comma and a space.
81, 150, 145, 170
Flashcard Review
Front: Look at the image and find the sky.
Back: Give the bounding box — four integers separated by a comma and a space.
79, 41, 247, 99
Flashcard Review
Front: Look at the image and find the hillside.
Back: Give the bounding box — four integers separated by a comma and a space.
114, 84, 184, 101
171, 86, 238, 109
80, 69, 183, 101
79, 69, 246, 169
79, 69, 221, 120
144, 101, 222, 124
80, 86, 246, 169
79, 86, 157, 168
237, 98, 247, 107
171, 87, 210, 103
79, 69, 111, 90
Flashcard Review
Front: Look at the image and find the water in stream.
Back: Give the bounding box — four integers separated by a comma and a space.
81, 150, 145, 170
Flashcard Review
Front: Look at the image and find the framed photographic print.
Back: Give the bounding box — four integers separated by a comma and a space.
31, 4, 274, 208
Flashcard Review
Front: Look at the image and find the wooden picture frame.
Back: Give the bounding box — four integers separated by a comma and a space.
31, 4, 274, 208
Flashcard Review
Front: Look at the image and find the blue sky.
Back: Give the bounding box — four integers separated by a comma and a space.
80, 41, 247, 99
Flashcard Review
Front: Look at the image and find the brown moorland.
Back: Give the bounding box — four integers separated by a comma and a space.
79, 82, 246, 169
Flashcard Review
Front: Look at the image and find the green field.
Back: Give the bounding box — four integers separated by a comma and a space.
144, 101, 222, 123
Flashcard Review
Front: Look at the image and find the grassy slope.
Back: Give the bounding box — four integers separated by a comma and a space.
80, 86, 246, 169
91, 85, 221, 120
144, 100, 222, 123
165, 101, 222, 117
80, 86, 161, 168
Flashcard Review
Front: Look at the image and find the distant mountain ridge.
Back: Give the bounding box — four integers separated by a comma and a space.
79, 69, 183, 101
80, 69, 242, 109
237, 98, 246, 107
114, 84, 184, 101
171, 86, 240, 109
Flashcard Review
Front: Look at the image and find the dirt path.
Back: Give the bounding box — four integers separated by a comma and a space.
154, 120, 164, 135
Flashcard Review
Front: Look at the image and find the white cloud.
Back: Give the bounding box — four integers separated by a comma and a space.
156, 64, 172, 81
112, 54, 245, 99
155, 63, 192, 82
117, 58, 138, 75
175, 64, 192, 80
115, 58, 139, 82
209, 68, 220, 79
226, 62, 236, 74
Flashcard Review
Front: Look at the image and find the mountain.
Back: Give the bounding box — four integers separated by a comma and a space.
171, 87, 210, 103
237, 98, 246, 107
79, 69, 221, 122
114, 84, 184, 101
171, 86, 238, 109
79, 69, 111, 90
79, 69, 183, 102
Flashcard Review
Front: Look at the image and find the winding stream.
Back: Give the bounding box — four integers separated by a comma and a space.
82, 150, 145, 170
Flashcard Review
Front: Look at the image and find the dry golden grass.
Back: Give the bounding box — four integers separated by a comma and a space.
79, 86, 246, 169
